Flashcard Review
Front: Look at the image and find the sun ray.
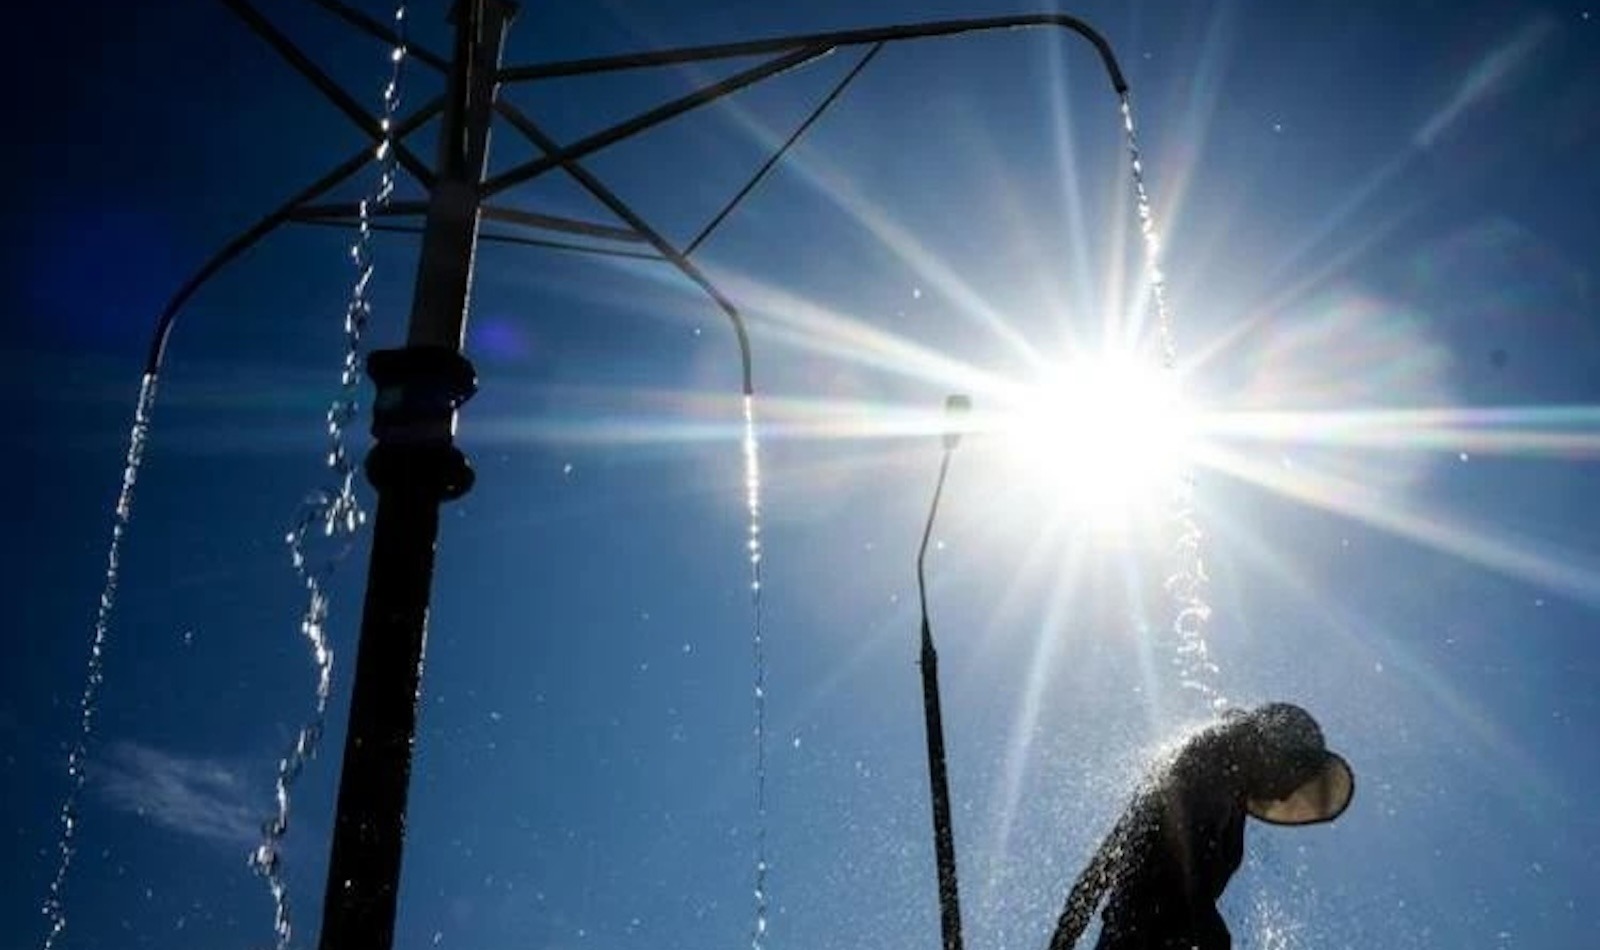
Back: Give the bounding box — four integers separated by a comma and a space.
1042, 36, 1098, 337
1135, 0, 1237, 290
1194, 441, 1600, 607
1204, 404, 1600, 458
979, 531, 1093, 913
723, 272, 1014, 392
1200, 497, 1565, 809
964, 351, 1201, 530
1240, 187, 1435, 340
1373, 623, 1564, 807
1413, 16, 1556, 149
692, 121, 1046, 364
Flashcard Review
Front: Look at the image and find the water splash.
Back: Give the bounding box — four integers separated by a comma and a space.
742, 394, 770, 950
1118, 93, 1224, 713
248, 8, 408, 946
1248, 893, 1307, 950
1165, 484, 1221, 711
41, 372, 159, 950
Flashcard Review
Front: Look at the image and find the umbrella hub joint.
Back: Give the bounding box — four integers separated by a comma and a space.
364, 345, 478, 500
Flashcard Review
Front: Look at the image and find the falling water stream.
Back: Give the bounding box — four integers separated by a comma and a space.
40, 374, 159, 950
248, 8, 409, 947
741, 394, 771, 950
1118, 93, 1225, 712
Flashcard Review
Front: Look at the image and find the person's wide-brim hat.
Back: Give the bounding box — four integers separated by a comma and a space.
1244, 703, 1355, 826
1246, 750, 1354, 825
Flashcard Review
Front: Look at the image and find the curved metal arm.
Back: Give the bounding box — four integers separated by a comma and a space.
139, 97, 443, 375
146, 13, 1130, 403
499, 14, 1127, 94
491, 101, 756, 395
480, 14, 1129, 405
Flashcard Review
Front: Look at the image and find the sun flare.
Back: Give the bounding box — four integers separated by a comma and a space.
995, 352, 1197, 525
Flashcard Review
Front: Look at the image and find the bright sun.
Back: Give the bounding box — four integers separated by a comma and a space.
997, 352, 1197, 525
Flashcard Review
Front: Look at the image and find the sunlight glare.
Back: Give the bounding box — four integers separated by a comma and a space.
1001, 353, 1196, 526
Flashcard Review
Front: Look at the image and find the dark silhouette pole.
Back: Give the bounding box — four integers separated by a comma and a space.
917, 394, 971, 950
316, 3, 515, 949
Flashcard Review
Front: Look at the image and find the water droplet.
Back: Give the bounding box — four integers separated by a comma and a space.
43, 373, 160, 950
743, 394, 771, 950
1122, 93, 1225, 712
250, 11, 409, 942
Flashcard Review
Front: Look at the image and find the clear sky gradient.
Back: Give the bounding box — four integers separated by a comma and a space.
4, 1, 1599, 948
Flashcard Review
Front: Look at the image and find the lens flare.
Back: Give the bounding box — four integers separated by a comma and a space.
998, 352, 1197, 525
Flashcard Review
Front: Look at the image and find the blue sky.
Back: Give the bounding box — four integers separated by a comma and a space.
4, 0, 1599, 948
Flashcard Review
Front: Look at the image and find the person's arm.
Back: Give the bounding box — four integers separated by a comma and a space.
1046, 810, 1136, 950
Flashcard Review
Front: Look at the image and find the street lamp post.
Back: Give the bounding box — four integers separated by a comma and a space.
917, 394, 972, 950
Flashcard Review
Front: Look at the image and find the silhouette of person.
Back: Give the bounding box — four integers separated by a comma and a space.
1047, 703, 1353, 950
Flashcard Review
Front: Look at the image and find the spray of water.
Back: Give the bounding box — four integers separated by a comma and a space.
39, 373, 159, 950
1118, 94, 1224, 713
248, 8, 408, 947
742, 394, 770, 950
1248, 893, 1307, 950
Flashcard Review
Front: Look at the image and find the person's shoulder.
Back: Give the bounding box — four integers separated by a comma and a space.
1167, 721, 1252, 784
